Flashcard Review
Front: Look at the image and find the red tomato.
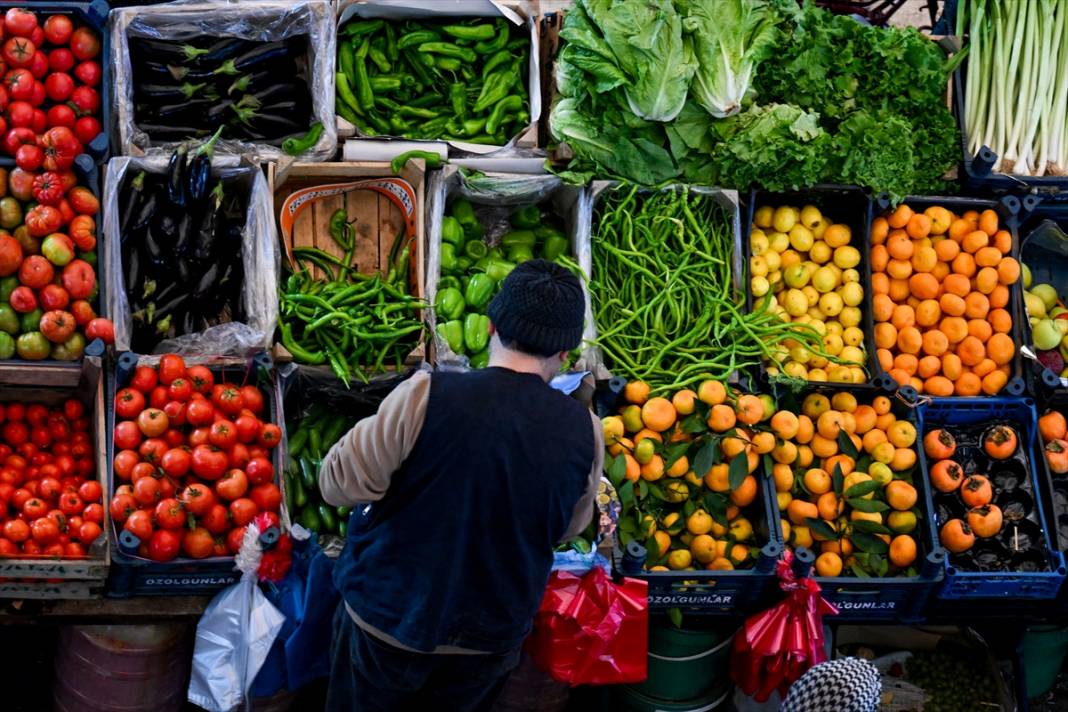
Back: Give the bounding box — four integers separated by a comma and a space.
180, 483, 215, 516
67, 299, 93, 327
245, 457, 275, 487
112, 449, 139, 482
46, 103, 75, 129
37, 476, 60, 500
201, 503, 229, 535
228, 443, 250, 470
4, 10, 35, 38
225, 525, 246, 554
162, 400, 186, 428
215, 386, 244, 417
48, 48, 73, 73
43, 15, 73, 46
48, 419, 70, 444
8, 285, 36, 313
77, 480, 101, 504
138, 438, 167, 464
41, 126, 79, 172
4, 70, 34, 102
67, 214, 95, 252
112, 421, 141, 451
22, 496, 47, 519
73, 115, 99, 145
108, 493, 136, 525
209, 421, 238, 450
30, 517, 59, 544
58, 491, 83, 516
257, 424, 282, 450
2, 420, 27, 446
25, 404, 46, 426
25, 205, 62, 237
146, 529, 180, 562
70, 27, 99, 61
148, 386, 169, 411
123, 509, 153, 541
186, 399, 215, 427
182, 526, 214, 559
215, 468, 248, 502
228, 498, 258, 527
39, 284, 69, 311
135, 408, 168, 438
67, 186, 98, 215
114, 387, 145, 419
186, 365, 214, 394
3, 37, 35, 68
7, 99, 32, 128
85, 318, 114, 345
160, 447, 191, 478
129, 462, 155, 484
154, 497, 185, 531
3, 518, 28, 543
167, 378, 192, 402
43, 71, 72, 101
71, 59, 101, 87
190, 444, 228, 481
83, 502, 103, 525
233, 414, 261, 444
130, 365, 158, 394
185, 427, 208, 449
0, 233, 21, 277
40, 309, 76, 343
238, 386, 264, 415
132, 476, 160, 506
18, 254, 52, 287
250, 483, 282, 513
158, 355, 186, 386
77, 520, 101, 545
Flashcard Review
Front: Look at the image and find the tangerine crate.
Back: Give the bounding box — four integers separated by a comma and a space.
105, 351, 280, 597
918, 397, 1067, 600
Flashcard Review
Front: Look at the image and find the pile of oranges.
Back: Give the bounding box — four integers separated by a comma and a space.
769, 392, 922, 578
602, 380, 770, 573
871, 203, 1020, 396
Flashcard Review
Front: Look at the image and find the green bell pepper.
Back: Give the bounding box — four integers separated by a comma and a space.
507, 245, 534, 264
438, 276, 461, 291
440, 243, 458, 274
464, 273, 496, 311
501, 230, 536, 248
486, 247, 504, 261
469, 348, 489, 369
464, 313, 490, 353
510, 205, 541, 229
464, 239, 488, 260
540, 230, 569, 261
435, 287, 465, 320
455, 256, 474, 272
437, 320, 466, 354
451, 198, 482, 239
485, 259, 516, 283
441, 216, 464, 247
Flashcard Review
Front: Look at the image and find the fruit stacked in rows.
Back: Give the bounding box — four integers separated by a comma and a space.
0, 398, 103, 558
1021, 274, 1068, 378
927, 425, 1015, 553
110, 355, 282, 562
1040, 410, 1068, 475
749, 203, 867, 384
871, 204, 1020, 395
770, 392, 922, 578
603, 380, 771, 572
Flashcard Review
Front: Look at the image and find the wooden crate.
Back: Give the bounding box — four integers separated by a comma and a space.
0, 357, 109, 600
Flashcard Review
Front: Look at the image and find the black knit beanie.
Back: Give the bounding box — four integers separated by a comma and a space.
487, 259, 584, 356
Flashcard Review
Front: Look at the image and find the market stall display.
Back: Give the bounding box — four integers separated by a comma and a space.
284, 404, 354, 537
1020, 219, 1068, 387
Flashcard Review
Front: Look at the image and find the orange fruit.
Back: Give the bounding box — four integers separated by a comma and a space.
973, 358, 997, 378
707, 404, 736, 432
787, 499, 819, 526
975, 267, 998, 294
989, 309, 1012, 334
987, 333, 1014, 365
906, 213, 932, 239
925, 375, 955, 395
886, 481, 918, 510
624, 381, 650, 405
911, 246, 938, 273
853, 406, 877, 434
979, 209, 999, 236
730, 475, 758, 507
640, 455, 665, 481
908, 273, 939, 299
877, 349, 894, 373
672, 389, 697, 415
796, 415, 815, 444
957, 335, 986, 366
887, 231, 914, 260
871, 244, 890, 273
735, 394, 764, 425
872, 293, 895, 323
921, 329, 949, 357
642, 397, 677, 432
944, 273, 971, 297
623, 453, 640, 481
889, 535, 918, 567
817, 491, 843, 520
968, 319, 993, 343
888, 368, 911, 387
962, 230, 989, 254
770, 410, 800, 439
940, 316, 968, 344
952, 252, 977, 277
975, 246, 1002, 268
888, 205, 913, 229
874, 322, 898, 349
964, 292, 990, 319
942, 352, 963, 380
989, 284, 1010, 309
954, 372, 982, 396
750, 431, 776, 455
997, 257, 1020, 284
896, 326, 922, 355
698, 379, 727, 406
993, 229, 1012, 254
888, 278, 911, 303
871, 216, 889, 244
815, 551, 843, 577
887, 258, 913, 280
915, 299, 941, 327
918, 354, 942, 378
934, 237, 960, 262
939, 293, 966, 317
981, 370, 1008, 395
803, 468, 832, 495
871, 271, 890, 295
891, 304, 916, 330
948, 218, 972, 242
893, 353, 919, 376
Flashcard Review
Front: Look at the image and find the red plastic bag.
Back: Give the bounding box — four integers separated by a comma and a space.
525, 567, 648, 685
730, 551, 838, 701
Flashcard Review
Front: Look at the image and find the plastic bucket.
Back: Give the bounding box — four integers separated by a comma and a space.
617, 684, 731, 712
632, 621, 734, 701
1022, 625, 1068, 698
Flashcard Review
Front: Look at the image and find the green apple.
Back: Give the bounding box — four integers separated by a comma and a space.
1026, 291, 1048, 319
1023, 263, 1032, 289
1033, 283, 1059, 311
1034, 319, 1062, 350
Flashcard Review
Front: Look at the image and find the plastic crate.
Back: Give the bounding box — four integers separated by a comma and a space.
105, 350, 279, 597
1017, 208, 1068, 398
1033, 391, 1068, 556
917, 397, 1067, 600
742, 185, 892, 392
614, 471, 783, 615
768, 384, 944, 621
0, 2, 110, 164
871, 194, 1028, 399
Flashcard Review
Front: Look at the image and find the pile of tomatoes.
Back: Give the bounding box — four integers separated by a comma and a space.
110, 354, 283, 563
0, 398, 103, 558
0, 9, 102, 158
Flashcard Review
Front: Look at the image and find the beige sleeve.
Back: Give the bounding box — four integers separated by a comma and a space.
561, 410, 605, 541
319, 370, 431, 507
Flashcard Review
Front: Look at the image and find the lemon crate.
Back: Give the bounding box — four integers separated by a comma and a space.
768, 384, 944, 621
917, 397, 1067, 600
742, 185, 892, 392
105, 351, 281, 597
870, 195, 1028, 400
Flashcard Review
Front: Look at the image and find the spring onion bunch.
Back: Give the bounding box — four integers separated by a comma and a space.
960, 0, 1068, 176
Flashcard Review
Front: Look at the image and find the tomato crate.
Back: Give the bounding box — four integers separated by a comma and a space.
917, 397, 1067, 600
0, 356, 109, 599
741, 185, 890, 391
869, 195, 1028, 400
105, 350, 282, 598
613, 472, 783, 616
0, 1, 110, 164
767, 383, 944, 621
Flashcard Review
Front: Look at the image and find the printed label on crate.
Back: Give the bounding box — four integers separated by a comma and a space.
650, 592, 735, 606
830, 600, 897, 611
0, 561, 103, 579
143, 574, 236, 588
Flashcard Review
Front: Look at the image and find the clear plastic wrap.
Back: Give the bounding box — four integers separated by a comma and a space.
103, 155, 280, 355
425, 165, 594, 366
336, 0, 541, 155
111, 0, 336, 162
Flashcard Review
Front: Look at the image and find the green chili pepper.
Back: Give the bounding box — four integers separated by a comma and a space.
318, 504, 338, 534
433, 56, 462, 71
437, 319, 466, 354
399, 105, 440, 120
299, 506, 322, 533
482, 49, 511, 77
469, 348, 490, 369
337, 101, 362, 128
472, 71, 511, 113
510, 206, 541, 229
462, 118, 486, 136
440, 242, 459, 274
339, 38, 357, 86
441, 216, 464, 247
384, 23, 399, 61
368, 45, 391, 73
280, 322, 326, 365
390, 149, 443, 174
442, 24, 495, 41
506, 245, 534, 263
342, 19, 384, 38
449, 83, 466, 117
464, 239, 488, 260
369, 76, 402, 92
464, 313, 491, 352
464, 273, 495, 311
485, 259, 516, 283
501, 230, 536, 248
486, 95, 522, 135
390, 115, 412, 133
282, 122, 324, 156
435, 287, 465, 321
542, 233, 569, 261
419, 42, 477, 64
353, 39, 374, 111
474, 25, 510, 54
335, 72, 363, 116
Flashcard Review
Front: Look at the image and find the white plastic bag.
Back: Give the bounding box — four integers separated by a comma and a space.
188, 524, 286, 712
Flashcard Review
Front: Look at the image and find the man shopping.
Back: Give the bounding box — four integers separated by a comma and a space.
320, 259, 603, 711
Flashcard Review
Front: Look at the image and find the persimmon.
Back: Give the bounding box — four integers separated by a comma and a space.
968, 504, 1003, 539
960, 475, 993, 508
983, 425, 1018, 459
1039, 411, 1068, 443
1046, 438, 1068, 474
940, 518, 975, 554
930, 459, 964, 492
924, 429, 957, 459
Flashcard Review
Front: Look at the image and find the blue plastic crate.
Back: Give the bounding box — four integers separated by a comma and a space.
768, 384, 944, 621
614, 468, 783, 615
918, 397, 1067, 600
105, 350, 279, 598
871, 195, 1028, 399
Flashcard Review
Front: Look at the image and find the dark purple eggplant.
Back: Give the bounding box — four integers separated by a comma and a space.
193, 181, 224, 260
175, 257, 194, 286
119, 171, 146, 239
193, 263, 220, 299
213, 41, 293, 76
146, 98, 218, 122
135, 123, 213, 140
174, 210, 195, 255
227, 70, 273, 96
157, 212, 179, 242
197, 38, 257, 64
124, 247, 142, 298
187, 127, 224, 204
243, 82, 304, 108
167, 146, 188, 207
130, 186, 158, 233
138, 82, 211, 101
131, 38, 214, 64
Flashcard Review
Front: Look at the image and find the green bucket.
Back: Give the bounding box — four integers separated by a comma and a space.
1023, 625, 1068, 698
617, 684, 731, 712
632, 621, 735, 702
